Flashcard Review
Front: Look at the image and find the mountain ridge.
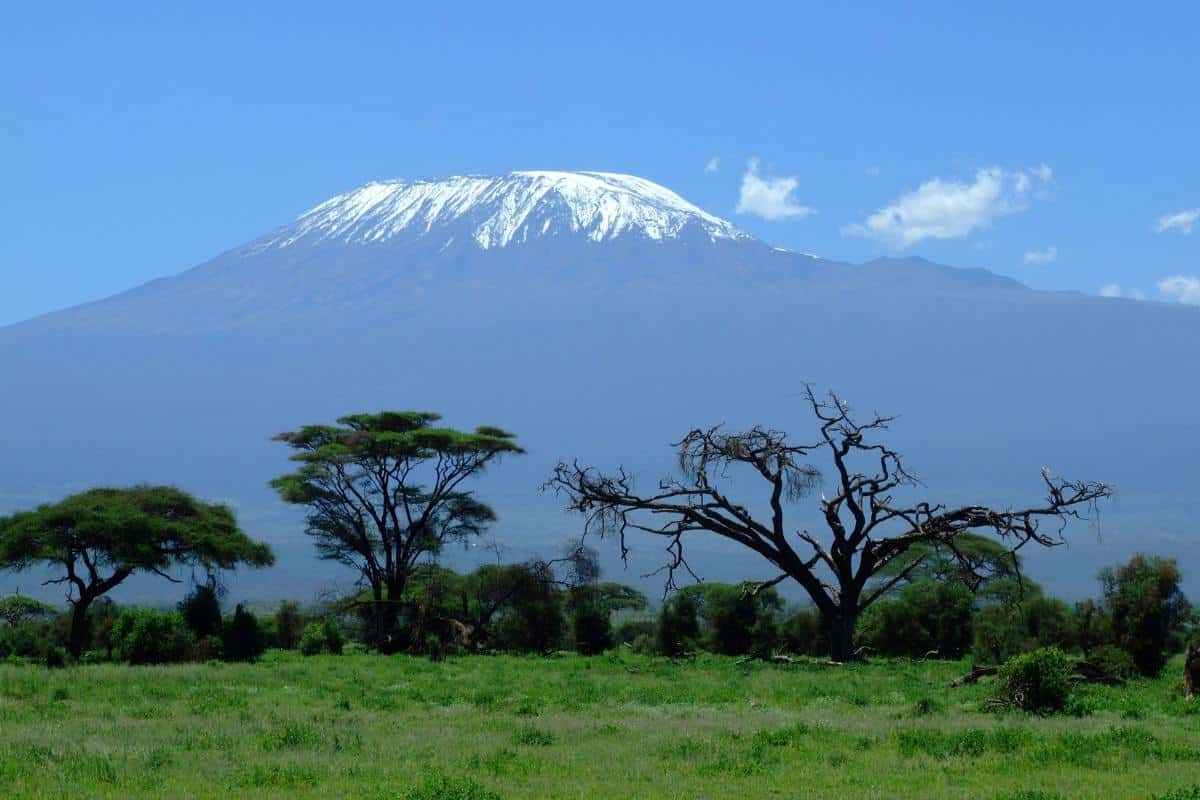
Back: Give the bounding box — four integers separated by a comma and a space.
3, 170, 1198, 602
4, 171, 1041, 334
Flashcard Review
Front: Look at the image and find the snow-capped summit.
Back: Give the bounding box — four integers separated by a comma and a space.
252, 170, 750, 252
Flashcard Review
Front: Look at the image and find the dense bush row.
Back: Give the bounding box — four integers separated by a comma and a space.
0, 586, 341, 666
866, 553, 1193, 677
0, 552, 1194, 688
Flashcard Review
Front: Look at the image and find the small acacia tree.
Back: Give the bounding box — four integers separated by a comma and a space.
1100, 554, 1190, 676
548, 388, 1110, 662
271, 412, 523, 650
0, 595, 56, 627
0, 486, 274, 657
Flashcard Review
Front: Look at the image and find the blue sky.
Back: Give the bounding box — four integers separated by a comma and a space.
3, 1, 1199, 325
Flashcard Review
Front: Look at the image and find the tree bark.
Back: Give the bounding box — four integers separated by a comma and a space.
1186, 644, 1199, 700
827, 608, 859, 662
66, 596, 93, 659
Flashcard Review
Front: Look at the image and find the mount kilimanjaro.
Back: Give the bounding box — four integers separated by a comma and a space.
2, 171, 1197, 601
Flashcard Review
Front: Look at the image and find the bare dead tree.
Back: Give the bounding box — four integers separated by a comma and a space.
545, 387, 1111, 662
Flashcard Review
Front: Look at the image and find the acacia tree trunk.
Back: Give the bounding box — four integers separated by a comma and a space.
1186, 644, 1200, 700
826, 606, 859, 662
366, 574, 408, 654
67, 596, 93, 659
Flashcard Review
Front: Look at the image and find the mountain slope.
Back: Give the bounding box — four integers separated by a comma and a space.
1, 171, 1196, 602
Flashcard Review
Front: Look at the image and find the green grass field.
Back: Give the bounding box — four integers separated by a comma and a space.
1, 651, 1198, 799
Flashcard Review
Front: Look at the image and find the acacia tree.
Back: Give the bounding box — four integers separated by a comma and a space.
0, 486, 274, 657
1100, 554, 1190, 676
271, 412, 523, 649
0, 595, 56, 627
547, 389, 1110, 662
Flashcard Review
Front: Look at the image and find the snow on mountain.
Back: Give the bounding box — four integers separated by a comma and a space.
4, 169, 1200, 602
250, 170, 750, 252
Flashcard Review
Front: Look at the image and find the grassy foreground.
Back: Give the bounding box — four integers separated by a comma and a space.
1, 651, 1198, 799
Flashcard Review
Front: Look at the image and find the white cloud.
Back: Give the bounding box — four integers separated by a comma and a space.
1099, 284, 1148, 301
1155, 208, 1200, 235
843, 165, 1053, 247
736, 158, 815, 221
1023, 245, 1057, 264
704, 156, 720, 174
1158, 275, 1200, 305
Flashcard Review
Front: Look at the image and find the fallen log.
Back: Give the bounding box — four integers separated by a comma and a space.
950, 664, 998, 687
951, 659, 1126, 689
1074, 659, 1124, 686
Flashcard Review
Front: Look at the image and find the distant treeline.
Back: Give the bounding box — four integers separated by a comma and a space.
2, 548, 1193, 688
0, 402, 1195, 695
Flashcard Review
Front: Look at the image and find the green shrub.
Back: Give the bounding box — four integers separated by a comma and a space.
513, 725, 555, 746
1101, 554, 1190, 677
569, 587, 613, 655
780, 607, 824, 656
0, 619, 63, 662
0, 595, 57, 627
43, 645, 70, 668
973, 604, 1027, 664
657, 592, 700, 657
973, 594, 1078, 664
1089, 644, 1137, 682
1153, 787, 1200, 800
700, 584, 759, 655
425, 633, 445, 661
993, 647, 1073, 713
490, 562, 565, 653
274, 601, 306, 650
1074, 598, 1109, 656
630, 632, 657, 654
858, 579, 974, 659
404, 771, 500, 800
111, 608, 196, 664
1063, 686, 1101, 718
86, 597, 121, 659
221, 604, 266, 662
299, 619, 344, 656
193, 635, 223, 661
298, 624, 324, 655
672, 583, 783, 656
323, 619, 345, 654
613, 618, 655, 647
749, 609, 780, 658
178, 582, 222, 639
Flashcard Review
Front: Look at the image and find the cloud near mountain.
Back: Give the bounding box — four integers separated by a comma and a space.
736, 158, 815, 221
844, 165, 1053, 247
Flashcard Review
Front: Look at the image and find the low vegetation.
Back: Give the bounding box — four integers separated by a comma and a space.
1, 652, 1198, 799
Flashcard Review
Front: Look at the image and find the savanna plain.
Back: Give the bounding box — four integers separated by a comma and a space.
2, 652, 1198, 800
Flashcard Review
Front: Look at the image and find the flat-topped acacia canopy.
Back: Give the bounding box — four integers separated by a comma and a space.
0, 485, 273, 657
271, 411, 523, 652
